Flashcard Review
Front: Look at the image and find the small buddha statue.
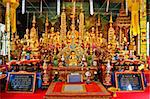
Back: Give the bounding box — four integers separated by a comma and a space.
84, 31, 90, 47
97, 33, 103, 46
90, 27, 96, 43
54, 31, 61, 48
24, 28, 30, 46
49, 27, 55, 44
68, 51, 78, 66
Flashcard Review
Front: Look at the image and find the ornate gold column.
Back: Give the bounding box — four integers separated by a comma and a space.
11, 1, 19, 34
3, 0, 19, 60
140, 0, 147, 56
60, 4, 67, 42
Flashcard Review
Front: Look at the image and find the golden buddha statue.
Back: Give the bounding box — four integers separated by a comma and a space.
90, 27, 96, 45
97, 33, 103, 47
67, 25, 79, 45
29, 15, 39, 51
40, 33, 47, 47
49, 27, 55, 44
53, 31, 61, 46
84, 31, 90, 47
24, 28, 30, 46
68, 51, 78, 66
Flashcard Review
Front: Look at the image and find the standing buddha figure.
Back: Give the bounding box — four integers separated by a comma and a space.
90, 27, 96, 48
24, 28, 30, 47
49, 27, 55, 45
97, 33, 103, 47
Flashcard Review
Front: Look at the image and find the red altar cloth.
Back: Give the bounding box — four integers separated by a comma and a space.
52, 82, 102, 92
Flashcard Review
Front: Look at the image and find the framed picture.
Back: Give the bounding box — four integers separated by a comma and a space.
115, 72, 145, 92
6, 71, 36, 93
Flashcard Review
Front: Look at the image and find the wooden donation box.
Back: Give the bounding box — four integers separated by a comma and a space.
115, 72, 145, 91
6, 71, 36, 93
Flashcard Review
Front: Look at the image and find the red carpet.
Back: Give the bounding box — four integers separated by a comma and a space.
1, 85, 150, 99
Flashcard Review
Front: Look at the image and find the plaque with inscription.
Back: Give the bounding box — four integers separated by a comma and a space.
115, 72, 144, 91
6, 71, 36, 93
67, 74, 83, 83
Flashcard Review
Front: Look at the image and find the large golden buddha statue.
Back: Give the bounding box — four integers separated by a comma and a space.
68, 51, 78, 66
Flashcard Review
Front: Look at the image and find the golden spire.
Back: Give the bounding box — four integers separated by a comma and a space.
32, 13, 36, 27
62, 2, 65, 11
61, 2, 67, 40
121, 0, 124, 10
80, 3, 83, 12
45, 14, 49, 33
109, 13, 113, 27
109, 13, 113, 24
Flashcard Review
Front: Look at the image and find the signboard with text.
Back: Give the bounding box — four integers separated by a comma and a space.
115, 72, 145, 91
6, 71, 36, 93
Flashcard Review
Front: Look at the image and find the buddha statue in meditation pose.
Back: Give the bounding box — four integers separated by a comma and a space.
68, 51, 78, 66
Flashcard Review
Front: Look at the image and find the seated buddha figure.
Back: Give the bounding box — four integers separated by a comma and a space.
68, 51, 78, 66
84, 31, 90, 47
53, 31, 61, 48
97, 33, 103, 47
67, 25, 79, 45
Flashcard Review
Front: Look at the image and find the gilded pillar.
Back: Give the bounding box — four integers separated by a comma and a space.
60, 4, 67, 41
3, 0, 19, 60
140, 0, 147, 56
